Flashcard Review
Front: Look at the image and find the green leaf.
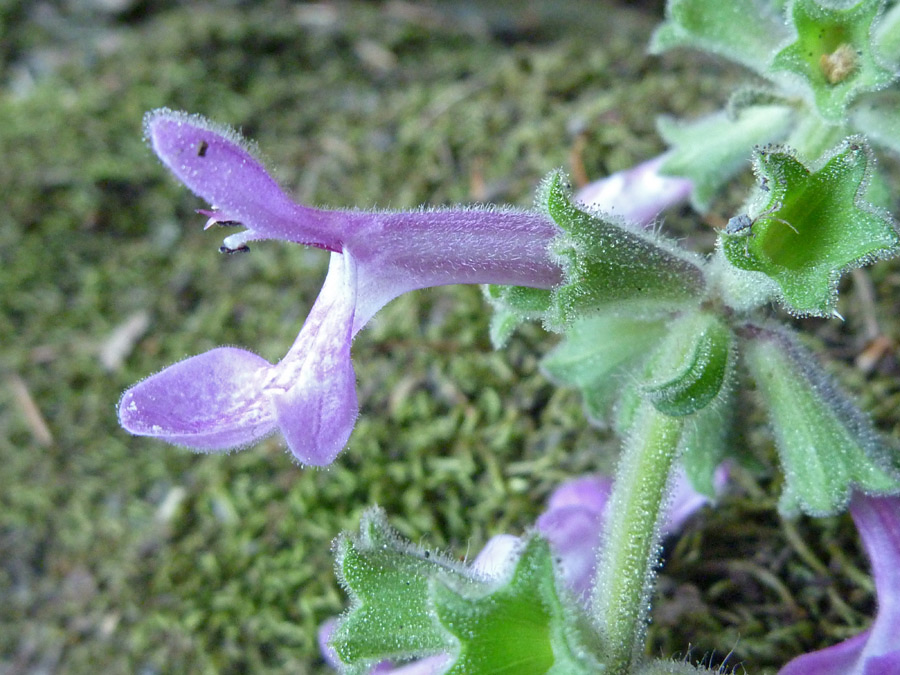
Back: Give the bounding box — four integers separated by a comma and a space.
432, 535, 602, 675
641, 312, 732, 417
720, 139, 899, 316
542, 171, 706, 327
851, 89, 900, 155
330, 508, 464, 670
541, 313, 669, 426
650, 0, 789, 74
657, 106, 794, 211
771, 0, 897, 122
743, 324, 900, 517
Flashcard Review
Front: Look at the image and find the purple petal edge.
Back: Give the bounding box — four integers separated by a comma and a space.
780, 632, 872, 675
118, 346, 276, 450
779, 494, 900, 674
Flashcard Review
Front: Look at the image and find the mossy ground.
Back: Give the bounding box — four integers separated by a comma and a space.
1, 1, 898, 673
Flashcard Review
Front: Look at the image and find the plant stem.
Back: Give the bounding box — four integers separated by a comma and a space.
592, 401, 684, 674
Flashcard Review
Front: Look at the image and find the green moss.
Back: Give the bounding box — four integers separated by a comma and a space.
1, 2, 897, 673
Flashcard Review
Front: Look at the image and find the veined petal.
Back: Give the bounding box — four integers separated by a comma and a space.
145, 109, 343, 251
117, 347, 276, 449
267, 252, 359, 465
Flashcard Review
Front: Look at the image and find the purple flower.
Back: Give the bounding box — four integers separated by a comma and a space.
574, 154, 693, 226
780, 493, 900, 675
118, 110, 561, 465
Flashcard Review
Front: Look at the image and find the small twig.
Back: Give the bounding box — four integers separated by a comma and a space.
8, 374, 53, 446
99, 310, 151, 372
569, 132, 589, 189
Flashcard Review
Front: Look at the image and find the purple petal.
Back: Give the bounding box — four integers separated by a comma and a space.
318, 618, 341, 670
863, 652, 900, 675
664, 463, 729, 532
537, 476, 611, 596
780, 632, 872, 675
537, 468, 717, 598
546, 475, 614, 513
266, 252, 358, 465
851, 494, 900, 666
118, 346, 276, 449
134, 110, 565, 464
574, 154, 693, 226
145, 109, 343, 251
780, 494, 900, 675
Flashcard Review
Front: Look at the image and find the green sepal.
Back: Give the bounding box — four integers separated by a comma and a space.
540, 313, 669, 427
649, 0, 789, 74
771, 0, 897, 123
432, 534, 603, 675
541, 171, 706, 328
678, 388, 732, 498
743, 324, 900, 517
657, 106, 794, 211
641, 313, 732, 418
874, 1, 900, 65
720, 139, 900, 316
330, 508, 465, 671
851, 89, 900, 155
482, 284, 552, 348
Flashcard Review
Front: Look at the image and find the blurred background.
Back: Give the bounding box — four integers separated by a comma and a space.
2, 1, 897, 673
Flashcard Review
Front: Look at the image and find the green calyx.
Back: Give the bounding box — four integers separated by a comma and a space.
434, 535, 603, 675
720, 138, 899, 316
482, 284, 552, 348
641, 313, 732, 418
330, 508, 463, 671
541, 171, 706, 327
771, 0, 897, 122
331, 508, 602, 674
743, 325, 900, 516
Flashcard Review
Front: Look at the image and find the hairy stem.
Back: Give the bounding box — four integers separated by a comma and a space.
592, 402, 685, 673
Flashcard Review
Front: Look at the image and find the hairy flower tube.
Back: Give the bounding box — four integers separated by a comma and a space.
118, 110, 562, 465
779, 493, 900, 675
